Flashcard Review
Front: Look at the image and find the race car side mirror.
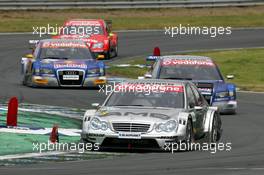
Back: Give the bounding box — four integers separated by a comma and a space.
25, 54, 33, 59
29, 40, 39, 50
144, 73, 152, 79
91, 103, 100, 108
194, 106, 203, 111
226, 75, 235, 79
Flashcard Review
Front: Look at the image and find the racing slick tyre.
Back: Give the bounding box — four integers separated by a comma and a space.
208, 116, 218, 146
105, 50, 111, 60
184, 119, 194, 151
225, 109, 236, 115
21, 75, 27, 86
22, 74, 31, 86
113, 43, 118, 58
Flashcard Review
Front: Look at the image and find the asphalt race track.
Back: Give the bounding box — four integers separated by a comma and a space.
0, 29, 264, 107
0, 29, 264, 175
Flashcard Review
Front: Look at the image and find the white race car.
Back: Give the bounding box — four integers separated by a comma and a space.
81, 79, 222, 150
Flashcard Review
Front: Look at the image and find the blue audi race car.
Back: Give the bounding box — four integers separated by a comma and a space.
144, 55, 237, 114
21, 39, 106, 88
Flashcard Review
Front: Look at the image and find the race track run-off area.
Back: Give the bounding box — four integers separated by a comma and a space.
0, 29, 264, 175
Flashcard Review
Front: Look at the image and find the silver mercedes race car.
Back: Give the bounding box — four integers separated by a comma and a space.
81, 79, 222, 150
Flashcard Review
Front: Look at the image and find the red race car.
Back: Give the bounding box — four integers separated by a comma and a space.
53, 19, 118, 59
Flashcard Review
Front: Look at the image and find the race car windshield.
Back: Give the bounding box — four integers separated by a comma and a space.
159, 65, 222, 80
61, 26, 104, 35
106, 91, 184, 109
39, 47, 94, 60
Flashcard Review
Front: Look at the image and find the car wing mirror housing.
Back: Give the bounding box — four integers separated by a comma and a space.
25, 54, 34, 59
226, 74, 235, 79
91, 103, 100, 108
194, 106, 203, 111
144, 73, 152, 79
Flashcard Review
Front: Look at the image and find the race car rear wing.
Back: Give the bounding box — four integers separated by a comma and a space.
28, 40, 39, 49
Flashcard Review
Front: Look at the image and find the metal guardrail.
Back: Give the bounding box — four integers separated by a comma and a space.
0, 0, 263, 10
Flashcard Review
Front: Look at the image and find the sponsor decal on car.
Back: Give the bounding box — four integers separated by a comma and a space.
118, 132, 141, 139
198, 88, 213, 94
54, 63, 87, 69
114, 84, 184, 93
162, 59, 214, 66
41, 42, 88, 48
63, 75, 79, 80
65, 21, 102, 26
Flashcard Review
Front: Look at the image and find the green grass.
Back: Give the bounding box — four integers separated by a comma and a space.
0, 133, 80, 156
0, 110, 81, 155
0, 6, 264, 32
107, 48, 264, 91
107, 67, 148, 79
0, 111, 81, 129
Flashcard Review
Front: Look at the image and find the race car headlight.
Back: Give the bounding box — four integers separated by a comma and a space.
40, 68, 53, 74
215, 91, 229, 98
90, 117, 108, 131
229, 90, 235, 97
33, 68, 40, 74
155, 123, 165, 132
100, 68, 105, 75
90, 118, 101, 130
92, 42, 104, 49
155, 120, 177, 132
87, 68, 100, 74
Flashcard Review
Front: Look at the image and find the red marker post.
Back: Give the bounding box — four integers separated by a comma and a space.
6, 97, 18, 127
50, 125, 59, 143
153, 47, 161, 56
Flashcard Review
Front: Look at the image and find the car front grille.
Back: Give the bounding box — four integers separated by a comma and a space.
112, 123, 150, 133
101, 138, 160, 150
58, 70, 84, 86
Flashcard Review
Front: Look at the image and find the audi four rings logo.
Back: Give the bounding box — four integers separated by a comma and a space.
65, 71, 78, 75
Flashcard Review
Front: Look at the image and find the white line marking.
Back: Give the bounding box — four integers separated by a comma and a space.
0, 151, 66, 160
197, 167, 264, 170
238, 90, 264, 94
0, 106, 83, 120
0, 127, 81, 136
0, 32, 32, 35
162, 46, 264, 55
0, 151, 125, 160
81, 151, 126, 156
